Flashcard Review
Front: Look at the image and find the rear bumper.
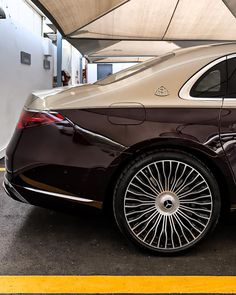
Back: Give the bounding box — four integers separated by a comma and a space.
3, 174, 28, 203
3, 173, 102, 209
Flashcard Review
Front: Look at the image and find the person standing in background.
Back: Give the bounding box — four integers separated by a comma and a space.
61, 70, 71, 86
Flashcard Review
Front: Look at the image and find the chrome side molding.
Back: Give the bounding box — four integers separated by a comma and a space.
23, 186, 95, 204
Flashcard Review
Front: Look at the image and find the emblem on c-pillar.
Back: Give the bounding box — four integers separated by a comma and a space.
155, 86, 169, 97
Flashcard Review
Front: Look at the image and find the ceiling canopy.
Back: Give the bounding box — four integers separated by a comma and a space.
32, 0, 236, 62
33, 0, 236, 41
70, 40, 180, 63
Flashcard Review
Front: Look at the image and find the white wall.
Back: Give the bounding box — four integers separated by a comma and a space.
87, 64, 98, 84
87, 63, 136, 83
62, 40, 82, 85
112, 63, 136, 73
0, 0, 55, 158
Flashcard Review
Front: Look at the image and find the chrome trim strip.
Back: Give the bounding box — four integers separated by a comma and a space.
203, 132, 236, 145
179, 56, 226, 101
3, 175, 28, 203
180, 53, 236, 101
204, 134, 220, 146
228, 54, 236, 59
23, 186, 95, 203
230, 204, 236, 211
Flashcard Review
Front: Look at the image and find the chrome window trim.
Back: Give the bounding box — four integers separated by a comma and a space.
179, 54, 236, 101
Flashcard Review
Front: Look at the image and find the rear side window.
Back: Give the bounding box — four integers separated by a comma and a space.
190, 60, 227, 98
227, 57, 236, 98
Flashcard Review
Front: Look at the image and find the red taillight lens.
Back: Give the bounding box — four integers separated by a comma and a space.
17, 110, 65, 129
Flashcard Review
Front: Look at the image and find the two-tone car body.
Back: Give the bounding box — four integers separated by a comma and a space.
4, 43, 236, 254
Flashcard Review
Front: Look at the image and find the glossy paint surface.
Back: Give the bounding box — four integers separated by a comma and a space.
220, 106, 236, 186
5, 106, 236, 208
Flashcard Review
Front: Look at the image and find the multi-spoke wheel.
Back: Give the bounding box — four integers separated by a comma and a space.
113, 150, 221, 254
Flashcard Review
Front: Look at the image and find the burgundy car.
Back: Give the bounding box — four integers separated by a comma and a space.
4, 43, 236, 254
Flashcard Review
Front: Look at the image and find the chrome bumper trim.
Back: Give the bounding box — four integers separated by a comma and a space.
23, 186, 95, 203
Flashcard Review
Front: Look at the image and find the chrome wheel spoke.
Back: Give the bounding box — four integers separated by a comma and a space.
129, 206, 156, 223
176, 210, 202, 234
138, 212, 161, 238
132, 210, 158, 231
140, 171, 160, 195
178, 182, 206, 198
171, 164, 186, 191
125, 202, 155, 208
174, 213, 195, 240
154, 163, 165, 191
135, 175, 159, 196
126, 205, 156, 217
180, 204, 211, 213
180, 205, 211, 220
148, 166, 163, 193
175, 171, 197, 194
146, 214, 163, 245
126, 197, 155, 204
124, 159, 213, 251
169, 215, 181, 247
170, 162, 180, 191
129, 183, 156, 199
167, 161, 172, 192
178, 208, 206, 227
162, 162, 168, 190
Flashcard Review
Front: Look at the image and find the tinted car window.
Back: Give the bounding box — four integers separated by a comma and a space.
227, 57, 236, 98
190, 60, 227, 98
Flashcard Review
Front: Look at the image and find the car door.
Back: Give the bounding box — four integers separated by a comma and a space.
221, 55, 236, 180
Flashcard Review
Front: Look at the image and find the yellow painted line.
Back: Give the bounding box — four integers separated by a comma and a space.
0, 167, 5, 172
0, 276, 236, 294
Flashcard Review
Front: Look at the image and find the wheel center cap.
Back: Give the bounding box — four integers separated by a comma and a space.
164, 200, 173, 209
155, 192, 179, 215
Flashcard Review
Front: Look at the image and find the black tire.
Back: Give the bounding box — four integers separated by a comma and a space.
113, 149, 221, 255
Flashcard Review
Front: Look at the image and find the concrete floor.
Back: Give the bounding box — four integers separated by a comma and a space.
0, 172, 236, 276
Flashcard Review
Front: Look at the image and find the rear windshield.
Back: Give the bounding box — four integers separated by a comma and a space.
94, 53, 175, 86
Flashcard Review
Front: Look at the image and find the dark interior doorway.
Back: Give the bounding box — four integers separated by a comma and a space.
97, 64, 113, 80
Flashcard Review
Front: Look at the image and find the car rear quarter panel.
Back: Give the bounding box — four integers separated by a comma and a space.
7, 105, 236, 206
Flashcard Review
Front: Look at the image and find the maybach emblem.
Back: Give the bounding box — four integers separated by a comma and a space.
155, 86, 169, 96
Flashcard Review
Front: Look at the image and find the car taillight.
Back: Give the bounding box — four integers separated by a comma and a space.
17, 110, 65, 129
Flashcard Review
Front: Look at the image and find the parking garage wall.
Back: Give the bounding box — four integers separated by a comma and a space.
87, 63, 136, 83
62, 40, 82, 85
0, 0, 55, 158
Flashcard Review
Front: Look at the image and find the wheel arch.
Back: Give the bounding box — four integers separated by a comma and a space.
103, 137, 233, 216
